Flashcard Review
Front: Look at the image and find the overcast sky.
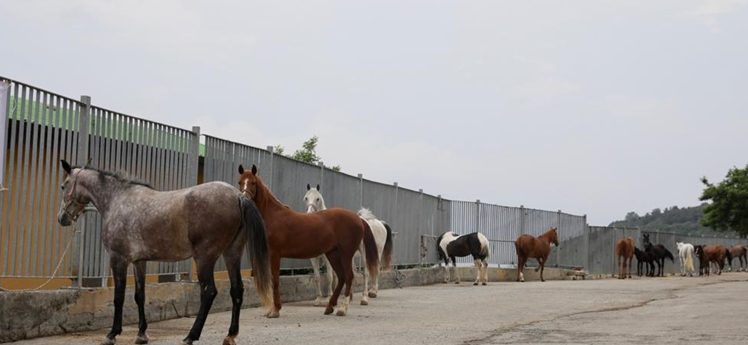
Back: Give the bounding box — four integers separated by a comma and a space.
2, 1, 747, 225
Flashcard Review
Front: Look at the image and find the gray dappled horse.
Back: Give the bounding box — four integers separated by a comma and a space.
56, 160, 272, 345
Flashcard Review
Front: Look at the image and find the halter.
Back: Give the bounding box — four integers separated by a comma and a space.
62, 168, 87, 222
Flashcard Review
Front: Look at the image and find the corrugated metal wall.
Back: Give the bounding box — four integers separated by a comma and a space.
2, 76, 748, 288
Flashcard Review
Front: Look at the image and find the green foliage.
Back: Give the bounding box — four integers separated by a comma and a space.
274, 135, 343, 171
291, 136, 321, 163
700, 164, 748, 237
610, 204, 719, 234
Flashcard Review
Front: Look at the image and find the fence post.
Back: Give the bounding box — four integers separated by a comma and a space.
0, 79, 9, 192
519, 205, 526, 235
475, 199, 481, 232
71, 95, 91, 288
358, 173, 364, 209
583, 215, 590, 273
266, 145, 275, 191
183, 126, 200, 282
556, 210, 561, 266
318, 161, 324, 190
393, 182, 399, 239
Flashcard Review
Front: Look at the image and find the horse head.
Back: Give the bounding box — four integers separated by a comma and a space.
238, 164, 260, 200
57, 160, 91, 226
304, 184, 325, 213
642, 233, 651, 247
548, 227, 559, 247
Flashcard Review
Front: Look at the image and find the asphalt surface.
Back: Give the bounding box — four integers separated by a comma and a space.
10, 273, 748, 345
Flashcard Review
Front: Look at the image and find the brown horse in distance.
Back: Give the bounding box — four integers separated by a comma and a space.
615, 237, 635, 279
728, 245, 747, 272
515, 227, 559, 282
695, 245, 729, 276
238, 164, 379, 318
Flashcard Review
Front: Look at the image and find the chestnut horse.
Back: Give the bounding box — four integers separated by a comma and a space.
615, 237, 635, 279
515, 227, 559, 282
56, 160, 272, 345
238, 165, 378, 317
694, 245, 729, 276
728, 245, 747, 272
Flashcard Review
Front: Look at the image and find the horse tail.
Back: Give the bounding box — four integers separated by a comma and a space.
361, 219, 380, 278
380, 222, 394, 270
665, 248, 675, 262
685, 249, 694, 273
239, 196, 273, 309
478, 233, 490, 258
725, 247, 733, 263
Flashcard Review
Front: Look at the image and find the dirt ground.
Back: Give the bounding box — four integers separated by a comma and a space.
10, 273, 748, 345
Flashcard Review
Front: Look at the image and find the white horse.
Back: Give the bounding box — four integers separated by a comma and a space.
304, 184, 333, 306
304, 185, 393, 305
676, 241, 695, 277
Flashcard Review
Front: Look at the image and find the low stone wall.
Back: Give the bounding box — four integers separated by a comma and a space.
0, 266, 574, 342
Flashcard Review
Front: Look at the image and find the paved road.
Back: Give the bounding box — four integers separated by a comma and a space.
11, 273, 748, 344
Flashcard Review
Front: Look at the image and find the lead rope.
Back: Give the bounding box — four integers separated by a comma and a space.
0, 224, 80, 292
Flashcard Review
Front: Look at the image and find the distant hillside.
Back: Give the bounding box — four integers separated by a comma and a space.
609, 204, 730, 235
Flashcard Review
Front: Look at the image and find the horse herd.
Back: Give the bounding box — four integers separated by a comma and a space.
615, 233, 748, 279
54, 160, 740, 345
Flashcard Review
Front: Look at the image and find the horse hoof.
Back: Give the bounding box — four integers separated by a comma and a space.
454, 281, 459, 284
181, 338, 193, 345
336, 309, 347, 316
265, 310, 280, 318
101, 337, 116, 345
223, 336, 236, 345
313, 298, 325, 306
473, 282, 478, 286
360, 299, 368, 306
482, 282, 487, 286
135, 334, 149, 344
324, 306, 334, 315
368, 292, 377, 298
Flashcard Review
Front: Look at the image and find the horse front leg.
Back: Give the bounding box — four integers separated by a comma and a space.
473, 259, 481, 285
539, 256, 547, 282
133, 261, 149, 344
266, 254, 281, 318
102, 257, 128, 345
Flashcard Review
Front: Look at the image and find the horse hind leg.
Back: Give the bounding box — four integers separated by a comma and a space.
473, 259, 481, 285
222, 248, 245, 345
481, 259, 488, 285
323, 250, 345, 315
452, 257, 460, 284
361, 248, 370, 305
338, 251, 356, 316
183, 258, 220, 345
133, 261, 149, 344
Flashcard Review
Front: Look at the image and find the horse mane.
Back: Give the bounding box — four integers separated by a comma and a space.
74, 165, 153, 189
357, 208, 378, 221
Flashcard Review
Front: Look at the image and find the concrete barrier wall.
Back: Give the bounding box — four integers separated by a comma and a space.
0, 266, 574, 343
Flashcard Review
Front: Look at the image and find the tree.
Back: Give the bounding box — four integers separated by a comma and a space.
275, 135, 343, 171
624, 211, 640, 222
700, 164, 748, 237
291, 136, 321, 163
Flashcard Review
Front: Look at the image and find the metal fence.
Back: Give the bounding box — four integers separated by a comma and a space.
2, 77, 748, 289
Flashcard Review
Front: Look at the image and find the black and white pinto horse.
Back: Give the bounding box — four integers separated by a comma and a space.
436, 231, 490, 285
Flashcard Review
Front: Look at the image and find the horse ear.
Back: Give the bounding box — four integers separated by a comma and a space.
251, 164, 258, 175
61, 160, 72, 175
307, 184, 311, 191
238, 165, 245, 174
316, 184, 320, 191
